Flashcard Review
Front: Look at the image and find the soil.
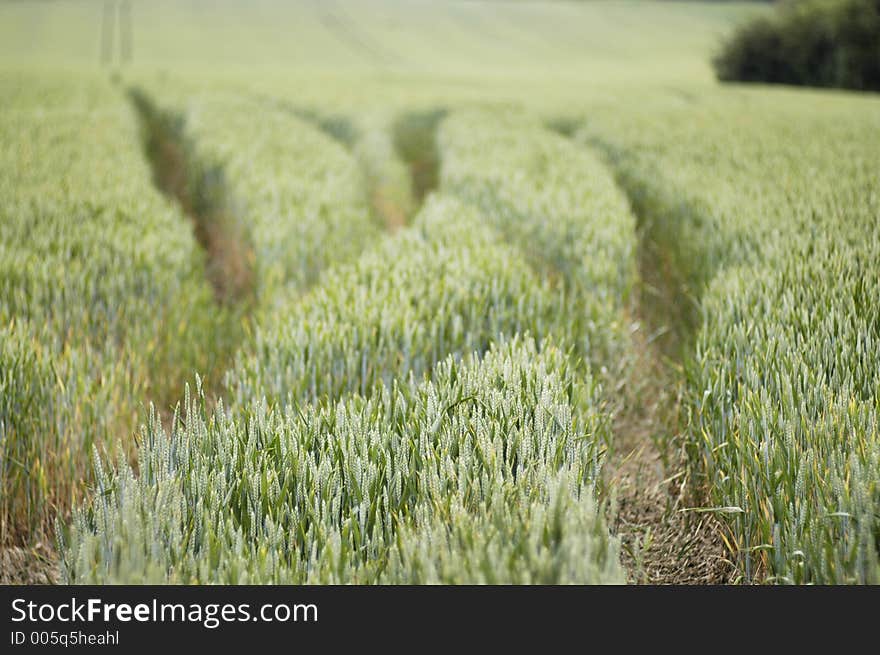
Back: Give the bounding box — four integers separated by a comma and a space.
605, 235, 735, 584
0, 542, 58, 585
372, 188, 408, 232
606, 324, 735, 584
146, 111, 254, 305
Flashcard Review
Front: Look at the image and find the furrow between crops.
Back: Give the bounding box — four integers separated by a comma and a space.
576, 95, 880, 584
265, 100, 415, 233
546, 123, 733, 584
437, 109, 710, 582
270, 102, 446, 233
126, 87, 254, 414
392, 109, 445, 207
1, 76, 227, 579
602, 207, 733, 584
129, 88, 255, 305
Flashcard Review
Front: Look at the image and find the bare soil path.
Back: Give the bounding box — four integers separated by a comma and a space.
606, 233, 734, 584
0, 543, 58, 584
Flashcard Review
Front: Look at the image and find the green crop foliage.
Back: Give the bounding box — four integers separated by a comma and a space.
62, 339, 622, 584
62, 108, 638, 583
578, 88, 880, 583
440, 109, 636, 367
0, 73, 219, 544
352, 110, 417, 229
231, 194, 591, 407
139, 85, 381, 304
4, 1, 877, 588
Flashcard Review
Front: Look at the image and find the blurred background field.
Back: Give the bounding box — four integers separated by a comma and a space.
0, 1, 768, 95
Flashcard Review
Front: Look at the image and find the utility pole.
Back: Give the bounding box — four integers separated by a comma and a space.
100, 0, 116, 66
120, 1, 133, 64
101, 1, 133, 67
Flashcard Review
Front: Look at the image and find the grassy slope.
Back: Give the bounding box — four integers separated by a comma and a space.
0, 1, 764, 82
0, 2, 776, 135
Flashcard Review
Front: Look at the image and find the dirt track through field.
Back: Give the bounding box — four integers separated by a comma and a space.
126, 87, 253, 424
540, 120, 732, 582
2, 87, 256, 584
606, 230, 734, 584
271, 100, 443, 232
129, 88, 255, 305
392, 109, 445, 206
